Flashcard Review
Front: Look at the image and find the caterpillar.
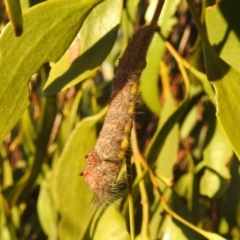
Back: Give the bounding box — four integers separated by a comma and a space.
81, 24, 158, 204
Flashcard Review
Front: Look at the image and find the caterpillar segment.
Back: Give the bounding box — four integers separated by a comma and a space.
81, 25, 157, 203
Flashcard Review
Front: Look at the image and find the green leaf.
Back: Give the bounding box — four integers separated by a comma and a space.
204, 121, 232, 180
205, 0, 240, 72
2, 159, 14, 188
0, 226, 11, 240
149, 187, 197, 239
199, 35, 240, 160
140, 34, 163, 115
51, 108, 107, 240
37, 179, 57, 239
20, 0, 46, 11
91, 204, 130, 240
200, 170, 223, 199
174, 173, 193, 198
159, 215, 190, 240
187, 0, 240, 160
0, 0, 103, 144
0, 193, 14, 240
180, 105, 198, 140
44, 0, 122, 95
155, 91, 178, 179
146, 91, 203, 165
200, 121, 231, 198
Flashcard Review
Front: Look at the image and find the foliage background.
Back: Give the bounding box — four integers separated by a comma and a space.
0, 0, 240, 239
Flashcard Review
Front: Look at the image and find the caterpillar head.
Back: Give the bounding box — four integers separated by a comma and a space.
81, 151, 122, 203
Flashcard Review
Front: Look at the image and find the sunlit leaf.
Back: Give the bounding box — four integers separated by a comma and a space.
199, 37, 240, 160
191, 1, 240, 160
2, 159, 14, 187
0, 193, 12, 240
200, 170, 221, 198
0, 226, 11, 240
155, 85, 178, 179
0, 0, 102, 144
205, 1, 240, 72
37, 179, 57, 239
146, 91, 203, 165
180, 105, 198, 140
91, 204, 130, 240
140, 34, 163, 115
149, 187, 197, 239
174, 173, 193, 198
44, 0, 122, 95
200, 121, 231, 198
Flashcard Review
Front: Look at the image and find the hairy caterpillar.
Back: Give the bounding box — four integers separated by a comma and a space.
81, 24, 158, 204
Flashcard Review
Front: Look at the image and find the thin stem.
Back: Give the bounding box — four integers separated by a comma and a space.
160, 61, 170, 98
164, 40, 215, 103
162, 42, 190, 96
150, 0, 164, 26
126, 152, 135, 240
131, 125, 149, 238
135, 153, 226, 240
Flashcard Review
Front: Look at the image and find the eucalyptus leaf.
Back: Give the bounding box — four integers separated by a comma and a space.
146, 91, 203, 165
205, 0, 240, 72
200, 38, 240, 160
0, 0, 102, 144
155, 90, 178, 179
37, 180, 57, 239
44, 0, 122, 94
202, 121, 232, 179
149, 187, 197, 239
192, 0, 240, 160
140, 34, 163, 115
92, 204, 130, 240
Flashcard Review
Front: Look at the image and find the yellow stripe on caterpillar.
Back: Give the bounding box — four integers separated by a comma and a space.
120, 135, 129, 152
130, 82, 138, 95
124, 120, 132, 134
118, 150, 126, 160
128, 101, 135, 115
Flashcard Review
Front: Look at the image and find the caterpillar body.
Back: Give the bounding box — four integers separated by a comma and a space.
81, 25, 157, 204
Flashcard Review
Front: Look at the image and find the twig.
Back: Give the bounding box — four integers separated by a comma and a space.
150, 0, 164, 26
131, 124, 149, 238
126, 152, 135, 240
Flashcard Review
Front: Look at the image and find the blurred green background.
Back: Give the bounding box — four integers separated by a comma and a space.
0, 0, 240, 239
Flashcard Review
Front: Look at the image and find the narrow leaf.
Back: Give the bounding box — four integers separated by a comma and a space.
201, 38, 240, 160
44, 0, 122, 95
37, 180, 57, 239
205, 1, 240, 72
